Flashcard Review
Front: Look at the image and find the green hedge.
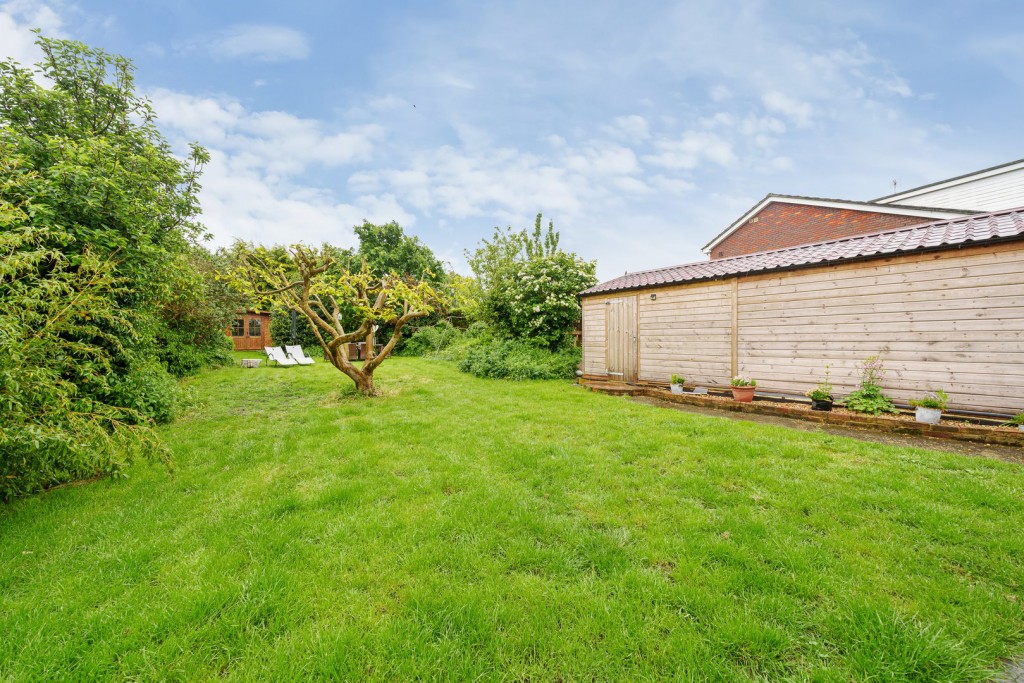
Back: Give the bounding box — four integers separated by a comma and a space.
457, 339, 580, 380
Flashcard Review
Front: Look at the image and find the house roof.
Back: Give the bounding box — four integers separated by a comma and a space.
873, 157, 1024, 205
700, 193, 977, 254
583, 206, 1024, 297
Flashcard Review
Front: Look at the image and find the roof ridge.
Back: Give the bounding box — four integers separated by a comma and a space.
872, 157, 1024, 203
700, 192, 977, 253
712, 206, 1008, 263
584, 205, 1024, 296
765, 192, 981, 214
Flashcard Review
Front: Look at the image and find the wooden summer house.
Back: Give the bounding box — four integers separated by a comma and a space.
581, 159, 1024, 415
228, 310, 272, 351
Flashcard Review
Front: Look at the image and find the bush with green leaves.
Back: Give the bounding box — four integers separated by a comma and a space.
0, 223, 168, 501
155, 249, 242, 377
506, 252, 597, 349
843, 356, 898, 415
0, 35, 231, 496
458, 338, 581, 380
269, 306, 322, 351
467, 214, 596, 349
398, 322, 462, 357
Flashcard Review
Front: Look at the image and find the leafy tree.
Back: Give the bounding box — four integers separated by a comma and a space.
0, 34, 231, 496
506, 253, 597, 349
0, 35, 219, 417
232, 244, 445, 395
0, 171, 167, 500
466, 213, 596, 347
354, 221, 445, 284
155, 247, 243, 377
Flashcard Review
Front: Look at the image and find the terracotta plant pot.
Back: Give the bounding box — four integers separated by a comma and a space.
810, 398, 833, 412
731, 385, 755, 402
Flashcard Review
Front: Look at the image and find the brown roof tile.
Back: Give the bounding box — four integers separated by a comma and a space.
583, 207, 1024, 296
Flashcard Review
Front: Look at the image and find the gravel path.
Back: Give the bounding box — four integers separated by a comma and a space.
1000, 658, 1024, 683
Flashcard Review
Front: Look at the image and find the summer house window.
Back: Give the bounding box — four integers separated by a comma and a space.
231, 319, 244, 336
248, 318, 261, 337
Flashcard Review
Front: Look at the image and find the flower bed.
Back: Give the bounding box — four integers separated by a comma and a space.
582, 382, 1024, 447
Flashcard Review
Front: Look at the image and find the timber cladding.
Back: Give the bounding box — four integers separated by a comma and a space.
581, 241, 1024, 414
228, 311, 273, 351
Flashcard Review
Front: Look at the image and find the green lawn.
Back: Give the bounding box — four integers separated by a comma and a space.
2, 357, 1023, 681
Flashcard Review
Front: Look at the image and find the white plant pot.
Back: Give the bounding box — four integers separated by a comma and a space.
1018, 424, 1024, 432
915, 406, 942, 425
670, 384, 684, 395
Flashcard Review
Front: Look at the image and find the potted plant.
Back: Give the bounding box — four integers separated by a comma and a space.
670, 374, 685, 395
730, 376, 756, 402
1002, 413, 1024, 432
805, 366, 834, 411
909, 389, 949, 425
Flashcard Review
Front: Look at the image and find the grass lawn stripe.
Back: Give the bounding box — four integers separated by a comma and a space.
1, 357, 1022, 681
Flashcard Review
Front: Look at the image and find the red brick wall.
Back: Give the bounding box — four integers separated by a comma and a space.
710, 203, 934, 259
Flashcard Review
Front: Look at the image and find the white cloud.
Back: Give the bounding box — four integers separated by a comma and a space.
0, 0, 64, 66
565, 144, 640, 176
761, 91, 814, 127
644, 131, 736, 170
710, 85, 732, 102
603, 115, 650, 142
149, 89, 398, 247
439, 72, 474, 90
207, 24, 310, 62
149, 89, 382, 175
356, 146, 585, 220
650, 175, 696, 194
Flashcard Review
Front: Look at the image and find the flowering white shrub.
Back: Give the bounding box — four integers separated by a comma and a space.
505, 253, 597, 348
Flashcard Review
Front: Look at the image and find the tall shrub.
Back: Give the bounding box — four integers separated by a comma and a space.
466, 213, 596, 349
0, 222, 168, 501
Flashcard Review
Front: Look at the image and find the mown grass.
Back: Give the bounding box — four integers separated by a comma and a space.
1, 356, 1023, 681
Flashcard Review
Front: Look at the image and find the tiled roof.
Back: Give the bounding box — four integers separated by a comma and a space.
583, 207, 1024, 296
700, 193, 978, 253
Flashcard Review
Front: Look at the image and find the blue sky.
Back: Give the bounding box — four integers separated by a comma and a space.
2, 1, 1023, 280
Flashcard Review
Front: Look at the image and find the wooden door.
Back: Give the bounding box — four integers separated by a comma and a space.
605, 296, 638, 382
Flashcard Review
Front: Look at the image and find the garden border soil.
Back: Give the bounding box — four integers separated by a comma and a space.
581, 381, 1024, 449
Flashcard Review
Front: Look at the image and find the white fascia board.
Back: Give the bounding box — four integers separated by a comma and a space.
701, 196, 970, 254
875, 160, 1024, 204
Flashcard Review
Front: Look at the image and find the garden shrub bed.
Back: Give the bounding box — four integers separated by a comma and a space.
583, 381, 1024, 447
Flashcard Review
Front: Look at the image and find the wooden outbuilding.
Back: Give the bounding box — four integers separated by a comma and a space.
581, 207, 1024, 415
228, 310, 273, 351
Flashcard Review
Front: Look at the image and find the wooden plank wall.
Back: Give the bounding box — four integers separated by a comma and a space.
581, 296, 606, 376
637, 281, 733, 388
580, 242, 1024, 413
736, 242, 1024, 413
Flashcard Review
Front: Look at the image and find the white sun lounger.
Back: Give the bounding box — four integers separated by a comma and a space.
285, 345, 315, 365
265, 346, 298, 366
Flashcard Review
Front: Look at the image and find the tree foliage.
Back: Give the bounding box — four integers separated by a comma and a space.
466, 213, 596, 348
0, 195, 168, 501
232, 243, 445, 395
354, 221, 444, 284
0, 35, 225, 496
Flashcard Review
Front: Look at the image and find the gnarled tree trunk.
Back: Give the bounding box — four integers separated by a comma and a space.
240, 245, 439, 397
